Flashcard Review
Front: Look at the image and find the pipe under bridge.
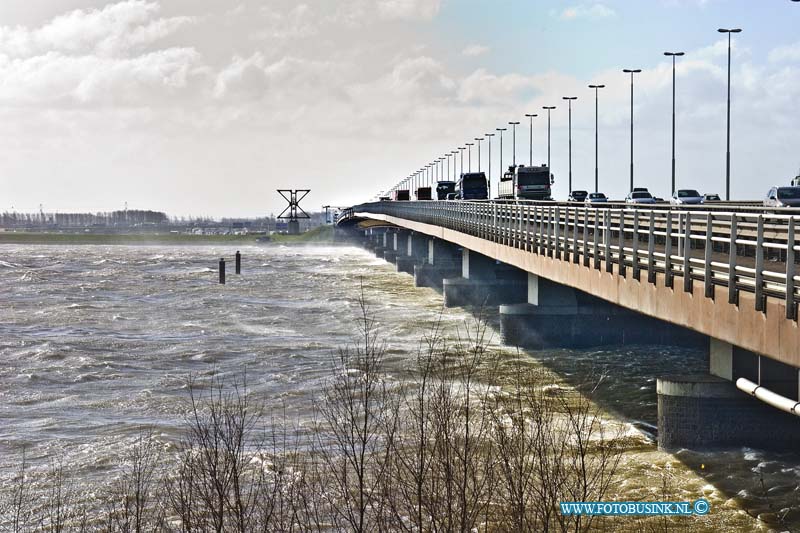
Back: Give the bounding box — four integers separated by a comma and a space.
338, 200, 800, 450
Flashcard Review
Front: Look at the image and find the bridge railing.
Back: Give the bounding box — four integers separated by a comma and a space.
353, 200, 800, 319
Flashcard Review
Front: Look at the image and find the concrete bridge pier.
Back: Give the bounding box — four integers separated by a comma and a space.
499, 273, 705, 349
396, 232, 427, 275
442, 249, 526, 308
498, 274, 625, 348
372, 229, 388, 259
383, 230, 399, 264
363, 229, 377, 251
414, 238, 461, 289
658, 341, 800, 450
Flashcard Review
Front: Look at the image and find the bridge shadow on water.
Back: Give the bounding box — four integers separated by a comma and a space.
463, 305, 800, 528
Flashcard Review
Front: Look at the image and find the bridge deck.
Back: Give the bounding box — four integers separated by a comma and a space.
345, 201, 800, 367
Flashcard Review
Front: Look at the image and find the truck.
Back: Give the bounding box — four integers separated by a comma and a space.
394, 189, 410, 201
436, 180, 456, 200
416, 186, 432, 200
456, 172, 489, 200
497, 164, 553, 200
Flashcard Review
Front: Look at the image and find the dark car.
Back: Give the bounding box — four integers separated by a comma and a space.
568, 190, 588, 202
436, 181, 456, 200
765, 187, 800, 208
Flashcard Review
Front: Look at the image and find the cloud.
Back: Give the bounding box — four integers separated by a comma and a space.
559, 3, 616, 20
0, 1, 202, 107
769, 42, 800, 64
462, 44, 490, 57
457, 69, 540, 105
0, 1, 193, 58
213, 52, 344, 105
0, 48, 204, 106
376, 0, 441, 20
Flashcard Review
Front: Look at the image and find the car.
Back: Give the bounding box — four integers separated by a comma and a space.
671, 189, 704, 205
445, 192, 457, 200
436, 180, 456, 200
703, 193, 721, 202
632, 187, 649, 192
625, 191, 656, 204
764, 186, 800, 208
584, 192, 608, 204
568, 190, 588, 202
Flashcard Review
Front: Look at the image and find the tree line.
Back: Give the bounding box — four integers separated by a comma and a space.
1, 210, 169, 228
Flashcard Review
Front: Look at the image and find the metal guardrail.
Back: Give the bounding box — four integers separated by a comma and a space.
345, 200, 800, 320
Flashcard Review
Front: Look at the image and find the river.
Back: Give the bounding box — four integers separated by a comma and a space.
0, 243, 797, 531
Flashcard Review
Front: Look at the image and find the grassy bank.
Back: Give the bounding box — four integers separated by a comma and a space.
0, 225, 336, 246
268, 225, 335, 243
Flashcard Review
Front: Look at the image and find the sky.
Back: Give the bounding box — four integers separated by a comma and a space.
0, 0, 799, 217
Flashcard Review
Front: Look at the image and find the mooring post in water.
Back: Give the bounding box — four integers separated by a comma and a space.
235, 251, 241, 274
219, 258, 226, 284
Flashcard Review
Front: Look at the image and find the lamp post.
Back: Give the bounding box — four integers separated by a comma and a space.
562, 96, 577, 194
446, 153, 452, 185
509, 121, 520, 168
459, 147, 465, 177
588, 84, 605, 193
496, 128, 507, 177
718, 28, 741, 201
542, 106, 556, 170
466, 142, 474, 172
485, 133, 495, 197
524, 114, 537, 166
475, 138, 484, 172
622, 68, 642, 192
452, 150, 459, 180
664, 52, 684, 196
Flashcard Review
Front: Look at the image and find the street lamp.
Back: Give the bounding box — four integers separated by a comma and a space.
718, 28, 741, 201
466, 142, 474, 172
475, 138, 484, 172
588, 84, 605, 193
459, 147, 466, 176
451, 150, 459, 180
485, 133, 495, 197
525, 114, 537, 166
509, 121, 520, 167
664, 52, 684, 196
562, 96, 577, 194
496, 128, 507, 177
542, 106, 556, 170
622, 68, 642, 192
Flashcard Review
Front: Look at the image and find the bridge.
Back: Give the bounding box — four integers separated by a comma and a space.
337, 200, 800, 450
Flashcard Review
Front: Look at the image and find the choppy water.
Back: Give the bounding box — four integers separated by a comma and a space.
0, 243, 797, 531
